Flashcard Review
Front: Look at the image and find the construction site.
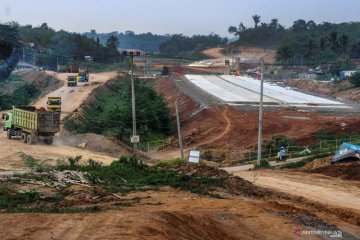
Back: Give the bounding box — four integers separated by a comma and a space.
0, 45, 359, 239
1, 3, 360, 239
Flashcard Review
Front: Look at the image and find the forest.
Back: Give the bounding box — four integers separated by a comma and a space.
228, 16, 360, 65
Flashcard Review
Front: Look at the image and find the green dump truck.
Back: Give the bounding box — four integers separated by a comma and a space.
2, 106, 61, 145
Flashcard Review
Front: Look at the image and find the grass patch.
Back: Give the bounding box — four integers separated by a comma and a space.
0, 187, 42, 209
155, 158, 187, 167
253, 160, 272, 169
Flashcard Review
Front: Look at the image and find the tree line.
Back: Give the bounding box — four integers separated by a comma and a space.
159, 34, 228, 59
11, 22, 123, 70
229, 16, 360, 68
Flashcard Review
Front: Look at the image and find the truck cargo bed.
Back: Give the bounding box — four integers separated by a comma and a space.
12, 106, 60, 133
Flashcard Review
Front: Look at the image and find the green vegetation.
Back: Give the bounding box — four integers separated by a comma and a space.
0, 74, 40, 110
349, 72, 360, 87
155, 158, 187, 168
159, 34, 228, 59
228, 16, 360, 68
0, 23, 19, 81
16, 22, 123, 70
84, 30, 171, 53
55, 155, 223, 196
65, 76, 174, 143
0, 154, 225, 212
253, 159, 271, 169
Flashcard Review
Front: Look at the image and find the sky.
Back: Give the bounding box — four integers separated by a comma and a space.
1, 0, 359, 37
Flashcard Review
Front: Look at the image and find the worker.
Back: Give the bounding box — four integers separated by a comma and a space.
277, 146, 286, 160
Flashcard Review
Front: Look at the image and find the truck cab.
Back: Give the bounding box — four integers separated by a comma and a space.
2, 112, 12, 131
67, 75, 78, 86
47, 97, 62, 112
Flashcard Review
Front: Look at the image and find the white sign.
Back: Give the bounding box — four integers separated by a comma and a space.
131, 135, 140, 143
189, 150, 200, 164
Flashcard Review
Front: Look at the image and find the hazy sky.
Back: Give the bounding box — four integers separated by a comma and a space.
1, 0, 359, 36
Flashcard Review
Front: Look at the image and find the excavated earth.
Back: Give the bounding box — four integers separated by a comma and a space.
1, 164, 360, 240
154, 76, 360, 152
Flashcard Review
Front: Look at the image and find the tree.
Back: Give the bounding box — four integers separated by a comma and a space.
319, 37, 327, 51
252, 15, 261, 28
349, 72, 360, 87
338, 34, 349, 54
350, 41, 360, 59
277, 45, 293, 63
303, 39, 317, 60
269, 19, 279, 29
306, 20, 317, 31
328, 31, 339, 52
292, 19, 307, 33
228, 26, 237, 34
106, 35, 119, 51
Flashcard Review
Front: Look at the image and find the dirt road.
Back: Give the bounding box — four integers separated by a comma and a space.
234, 170, 360, 213
0, 71, 119, 170
32, 71, 117, 117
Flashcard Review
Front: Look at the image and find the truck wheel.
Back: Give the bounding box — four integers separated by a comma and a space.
27, 135, 34, 145
21, 132, 27, 143
7, 129, 11, 139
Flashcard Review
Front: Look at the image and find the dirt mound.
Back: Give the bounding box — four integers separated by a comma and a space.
55, 133, 132, 158
284, 79, 360, 102
300, 156, 332, 170
304, 161, 360, 181
169, 164, 269, 198
152, 210, 239, 240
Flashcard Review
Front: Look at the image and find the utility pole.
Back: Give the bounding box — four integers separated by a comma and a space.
144, 54, 147, 77
257, 59, 264, 164
130, 55, 137, 150
175, 100, 184, 158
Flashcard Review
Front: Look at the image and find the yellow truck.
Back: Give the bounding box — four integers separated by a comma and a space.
67, 75, 78, 87
47, 97, 61, 112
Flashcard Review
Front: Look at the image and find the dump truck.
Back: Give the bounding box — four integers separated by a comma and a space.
47, 96, 61, 112
77, 68, 89, 82
67, 75, 77, 86
2, 106, 60, 144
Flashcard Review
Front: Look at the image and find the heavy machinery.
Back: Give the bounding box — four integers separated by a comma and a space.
67, 75, 78, 87
2, 106, 60, 144
77, 67, 89, 82
47, 96, 61, 112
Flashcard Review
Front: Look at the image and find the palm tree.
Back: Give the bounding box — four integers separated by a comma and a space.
252, 15, 261, 28
270, 19, 279, 29
277, 45, 293, 63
